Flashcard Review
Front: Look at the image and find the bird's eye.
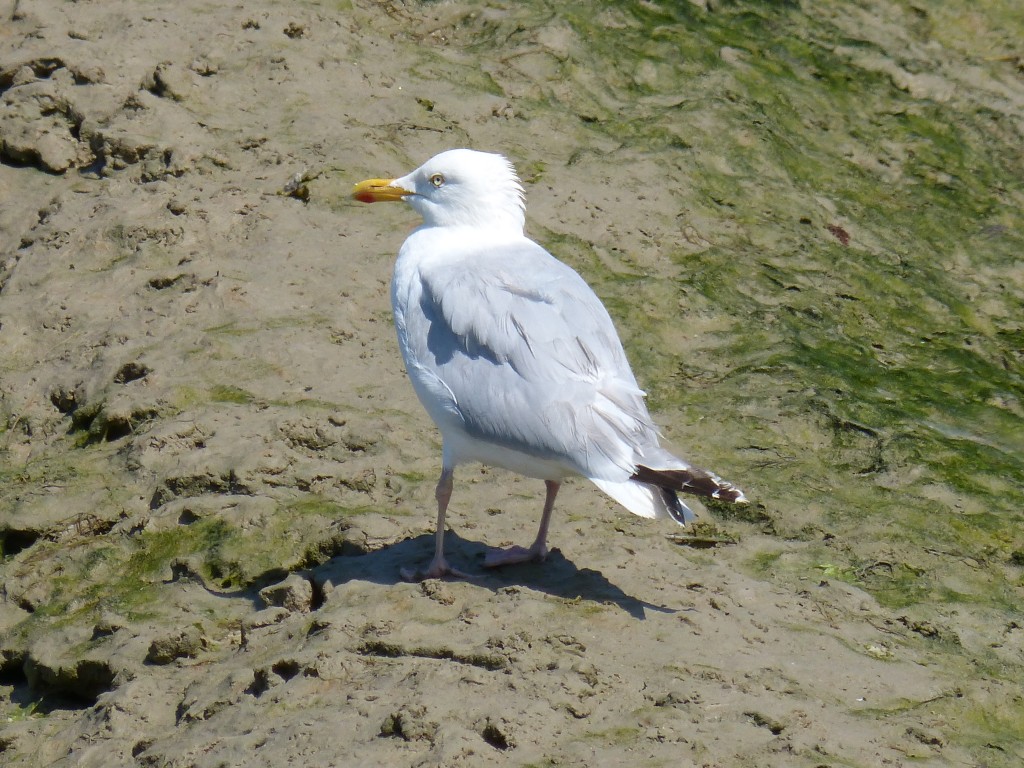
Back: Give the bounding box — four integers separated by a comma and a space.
429, 173, 445, 188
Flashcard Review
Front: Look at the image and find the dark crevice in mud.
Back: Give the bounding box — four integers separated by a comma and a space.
1, 519, 118, 560
114, 361, 151, 384
481, 720, 514, 751
68, 401, 158, 444
0, 153, 43, 171
50, 386, 78, 414
0, 57, 68, 91
308, 575, 327, 611
100, 416, 135, 442
0, 652, 27, 686
69, 401, 102, 433
166, 558, 296, 604
356, 640, 508, 671
1, 528, 41, 557
177, 508, 201, 525
245, 659, 302, 698
149, 471, 253, 509
271, 658, 300, 681
13, 656, 118, 711
302, 531, 369, 565
77, 152, 107, 177
245, 668, 272, 698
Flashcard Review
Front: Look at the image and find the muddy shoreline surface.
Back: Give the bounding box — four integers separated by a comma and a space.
2, 1, 1023, 766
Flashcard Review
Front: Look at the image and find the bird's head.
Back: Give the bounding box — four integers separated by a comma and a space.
353, 149, 525, 233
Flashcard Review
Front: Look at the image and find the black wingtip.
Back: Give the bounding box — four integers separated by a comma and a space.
631, 464, 747, 504
660, 486, 696, 525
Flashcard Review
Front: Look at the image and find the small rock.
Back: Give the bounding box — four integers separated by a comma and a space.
244, 607, 291, 631
147, 62, 193, 101
11, 65, 36, 87
745, 710, 785, 735
146, 626, 203, 664
480, 718, 514, 750
50, 386, 78, 413
92, 612, 127, 639
114, 360, 151, 384
72, 62, 105, 83
35, 131, 79, 173
380, 705, 437, 742
259, 573, 314, 613
565, 701, 591, 719
420, 580, 455, 605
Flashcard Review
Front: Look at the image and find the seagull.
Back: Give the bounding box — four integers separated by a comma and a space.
353, 149, 746, 580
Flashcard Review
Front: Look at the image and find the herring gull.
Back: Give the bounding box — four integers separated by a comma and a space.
353, 149, 746, 580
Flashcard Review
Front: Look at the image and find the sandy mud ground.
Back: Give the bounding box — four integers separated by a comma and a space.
2, 1, 1023, 766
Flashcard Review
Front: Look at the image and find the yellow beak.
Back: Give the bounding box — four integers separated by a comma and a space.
352, 178, 413, 203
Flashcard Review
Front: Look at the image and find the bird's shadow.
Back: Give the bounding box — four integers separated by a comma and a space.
311, 531, 676, 620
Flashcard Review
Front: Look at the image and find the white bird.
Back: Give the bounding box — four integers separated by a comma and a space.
353, 149, 746, 580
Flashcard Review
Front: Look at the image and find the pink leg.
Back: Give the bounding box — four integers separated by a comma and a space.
401, 468, 473, 581
484, 480, 560, 568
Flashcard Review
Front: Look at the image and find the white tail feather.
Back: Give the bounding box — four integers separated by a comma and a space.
590, 478, 696, 524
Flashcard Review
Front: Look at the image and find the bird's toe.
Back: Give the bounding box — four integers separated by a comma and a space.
483, 543, 548, 568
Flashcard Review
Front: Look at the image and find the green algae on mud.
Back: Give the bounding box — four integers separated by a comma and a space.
443, 0, 1024, 674
0, 491, 375, 649
209, 384, 256, 405
467, 3, 1023, 757
536, 0, 1024, 593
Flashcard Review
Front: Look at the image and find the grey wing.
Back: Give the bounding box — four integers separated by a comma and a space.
412, 240, 662, 479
